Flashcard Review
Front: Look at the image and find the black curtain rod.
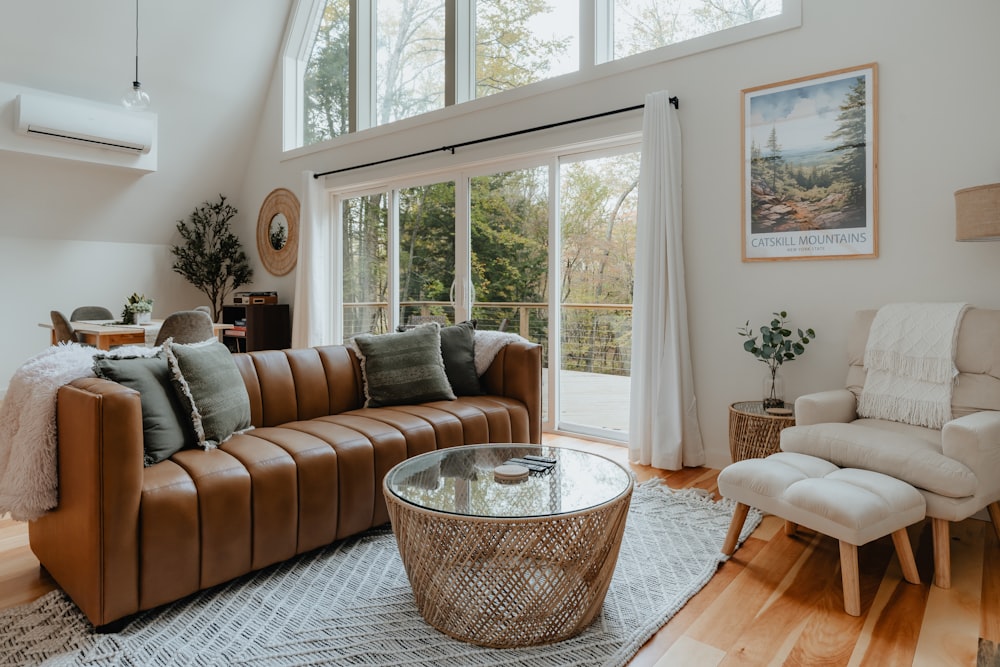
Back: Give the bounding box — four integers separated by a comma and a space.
313, 96, 678, 179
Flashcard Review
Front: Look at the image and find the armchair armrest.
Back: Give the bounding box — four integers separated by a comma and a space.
942, 410, 1000, 473
794, 389, 858, 426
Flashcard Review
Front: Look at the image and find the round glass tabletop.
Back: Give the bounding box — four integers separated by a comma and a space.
384, 444, 633, 519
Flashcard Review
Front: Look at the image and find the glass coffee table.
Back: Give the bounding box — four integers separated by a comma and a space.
383, 444, 633, 648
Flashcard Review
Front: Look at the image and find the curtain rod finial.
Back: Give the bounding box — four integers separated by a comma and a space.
669, 96, 679, 109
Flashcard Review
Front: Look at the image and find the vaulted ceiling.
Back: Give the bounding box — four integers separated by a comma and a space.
0, 1, 294, 244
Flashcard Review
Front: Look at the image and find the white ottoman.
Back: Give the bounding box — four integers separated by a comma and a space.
717, 451, 926, 616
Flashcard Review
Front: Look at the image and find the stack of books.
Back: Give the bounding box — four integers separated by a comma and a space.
228, 318, 247, 338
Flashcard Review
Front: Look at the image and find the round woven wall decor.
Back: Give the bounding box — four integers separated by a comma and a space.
256, 187, 300, 276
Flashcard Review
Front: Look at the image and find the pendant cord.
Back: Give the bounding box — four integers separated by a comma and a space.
134, 0, 140, 84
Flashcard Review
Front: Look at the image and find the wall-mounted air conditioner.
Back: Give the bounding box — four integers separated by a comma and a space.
14, 91, 154, 154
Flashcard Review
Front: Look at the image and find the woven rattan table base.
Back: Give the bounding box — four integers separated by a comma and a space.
385, 486, 633, 647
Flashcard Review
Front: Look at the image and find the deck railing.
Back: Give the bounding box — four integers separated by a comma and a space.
344, 301, 633, 376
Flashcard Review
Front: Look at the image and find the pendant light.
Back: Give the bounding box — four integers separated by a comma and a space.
121, 0, 150, 110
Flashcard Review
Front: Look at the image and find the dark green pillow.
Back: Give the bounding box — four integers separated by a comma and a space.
354, 323, 456, 408
93, 353, 193, 466
439, 320, 482, 396
164, 339, 252, 449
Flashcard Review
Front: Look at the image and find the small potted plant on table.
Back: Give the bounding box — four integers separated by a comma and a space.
122, 293, 154, 324
739, 311, 816, 410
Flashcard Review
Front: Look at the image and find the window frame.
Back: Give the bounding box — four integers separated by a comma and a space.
282, 0, 801, 154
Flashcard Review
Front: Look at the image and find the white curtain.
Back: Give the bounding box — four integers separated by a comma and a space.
291, 170, 333, 348
628, 91, 705, 470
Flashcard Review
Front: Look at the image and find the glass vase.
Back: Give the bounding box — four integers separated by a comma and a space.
762, 369, 784, 410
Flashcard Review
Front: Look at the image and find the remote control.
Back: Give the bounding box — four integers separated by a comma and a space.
505, 458, 549, 472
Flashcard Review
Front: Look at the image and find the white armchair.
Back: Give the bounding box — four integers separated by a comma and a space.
781, 308, 1000, 588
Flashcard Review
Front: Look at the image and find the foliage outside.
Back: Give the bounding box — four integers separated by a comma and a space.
342, 153, 639, 377
303, 0, 777, 144
171, 195, 253, 323
324, 0, 780, 378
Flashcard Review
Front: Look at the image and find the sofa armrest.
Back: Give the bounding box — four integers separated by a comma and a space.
942, 410, 1000, 474
480, 341, 543, 444
793, 389, 858, 426
28, 376, 144, 627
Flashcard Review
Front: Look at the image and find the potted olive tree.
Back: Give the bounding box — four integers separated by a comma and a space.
738, 311, 816, 410
171, 195, 253, 322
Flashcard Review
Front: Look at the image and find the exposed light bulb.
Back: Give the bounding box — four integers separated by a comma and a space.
121, 82, 150, 111
122, 0, 149, 110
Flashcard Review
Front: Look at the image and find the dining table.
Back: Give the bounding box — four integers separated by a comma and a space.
40, 319, 233, 350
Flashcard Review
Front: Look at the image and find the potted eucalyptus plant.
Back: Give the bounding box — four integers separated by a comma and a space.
738, 311, 816, 410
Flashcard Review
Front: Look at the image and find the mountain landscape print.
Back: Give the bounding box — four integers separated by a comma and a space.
742, 64, 877, 261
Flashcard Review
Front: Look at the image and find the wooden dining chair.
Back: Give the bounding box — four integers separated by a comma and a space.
70, 306, 114, 321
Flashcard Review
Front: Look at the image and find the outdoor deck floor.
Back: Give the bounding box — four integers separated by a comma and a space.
552, 369, 630, 435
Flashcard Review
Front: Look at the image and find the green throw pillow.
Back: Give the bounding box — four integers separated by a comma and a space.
94, 353, 193, 466
439, 320, 482, 396
353, 323, 457, 408
164, 339, 252, 449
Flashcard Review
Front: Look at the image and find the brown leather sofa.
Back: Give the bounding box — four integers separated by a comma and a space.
29, 341, 541, 628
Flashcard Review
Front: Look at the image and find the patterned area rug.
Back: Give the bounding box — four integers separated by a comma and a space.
3, 481, 760, 667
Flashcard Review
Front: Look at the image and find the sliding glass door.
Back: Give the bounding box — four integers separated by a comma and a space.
556, 149, 640, 439
337, 143, 639, 441
342, 193, 389, 337
398, 182, 456, 327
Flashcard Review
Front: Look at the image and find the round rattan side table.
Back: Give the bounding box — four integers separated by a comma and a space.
728, 401, 796, 462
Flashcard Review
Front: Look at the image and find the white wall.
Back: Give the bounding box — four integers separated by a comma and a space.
0, 1, 293, 392
8, 1, 994, 468
239, 0, 1000, 468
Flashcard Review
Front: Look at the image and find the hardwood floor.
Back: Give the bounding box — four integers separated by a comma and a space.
1, 433, 996, 666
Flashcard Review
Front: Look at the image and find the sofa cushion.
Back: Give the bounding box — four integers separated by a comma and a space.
439, 320, 482, 396
354, 323, 457, 408
93, 353, 193, 465
780, 422, 977, 498
164, 339, 252, 449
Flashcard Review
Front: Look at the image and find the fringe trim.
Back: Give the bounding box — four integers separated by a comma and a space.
163, 339, 211, 450
857, 391, 952, 429
863, 349, 957, 384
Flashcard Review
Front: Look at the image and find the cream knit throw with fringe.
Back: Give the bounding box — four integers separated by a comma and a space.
858, 302, 968, 429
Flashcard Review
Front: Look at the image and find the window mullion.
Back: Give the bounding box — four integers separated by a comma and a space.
454, 175, 472, 321
450, 0, 474, 104
353, 0, 375, 132
388, 189, 401, 330
593, 0, 613, 66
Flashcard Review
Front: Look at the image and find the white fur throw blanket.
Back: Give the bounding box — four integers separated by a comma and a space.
473, 330, 528, 375
0, 343, 156, 521
858, 302, 969, 429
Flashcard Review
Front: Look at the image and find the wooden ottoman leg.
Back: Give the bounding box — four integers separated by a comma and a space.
839, 541, 861, 616
784, 520, 798, 536
988, 502, 1000, 542
890, 528, 920, 585
722, 503, 750, 556
931, 518, 951, 589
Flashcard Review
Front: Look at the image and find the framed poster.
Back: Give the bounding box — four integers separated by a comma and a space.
742, 63, 878, 261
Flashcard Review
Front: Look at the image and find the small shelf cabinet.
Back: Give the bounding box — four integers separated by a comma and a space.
222, 303, 290, 353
